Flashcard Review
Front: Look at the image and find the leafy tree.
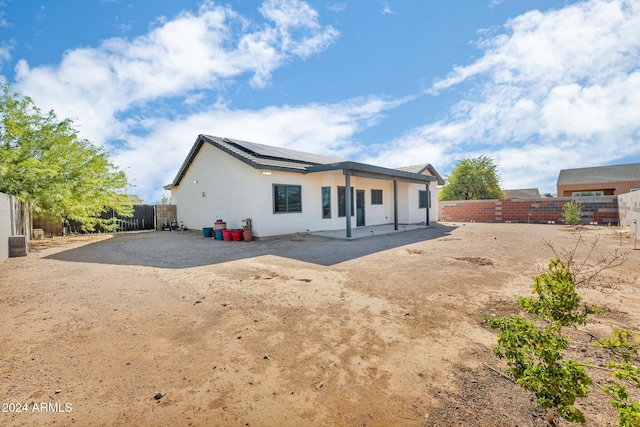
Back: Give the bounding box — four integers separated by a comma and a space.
0, 83, 132, 231
439, 155, 504, 201
563, 201, 582, 226
156, 193, 171, 205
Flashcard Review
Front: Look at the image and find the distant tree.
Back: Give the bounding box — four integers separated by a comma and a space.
156, 193, 171, 205
0, 83, 133, 231
439, 155, 504, 201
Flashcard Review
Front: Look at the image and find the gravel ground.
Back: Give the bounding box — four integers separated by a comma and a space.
1, 222, 638, 426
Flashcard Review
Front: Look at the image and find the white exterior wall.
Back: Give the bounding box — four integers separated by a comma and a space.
354, 178, 395, 225
171, 143, 439, 237
171, 144, 263, 232
432, 186, 441, 221
398, 183, 439, 225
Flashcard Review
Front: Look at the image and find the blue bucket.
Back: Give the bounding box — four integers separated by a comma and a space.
203, 227, 213, 237
214, 230, 224, 240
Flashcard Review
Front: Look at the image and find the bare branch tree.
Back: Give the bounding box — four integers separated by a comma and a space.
543, 233, 632, 293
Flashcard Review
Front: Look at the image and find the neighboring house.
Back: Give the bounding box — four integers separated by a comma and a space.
128, 194, 144, 205
557, 163, 640, 197
502, 188, 541, 199
164, 135, 440, 238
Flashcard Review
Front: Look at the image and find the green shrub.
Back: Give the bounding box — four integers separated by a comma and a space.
563, 201, 582, 226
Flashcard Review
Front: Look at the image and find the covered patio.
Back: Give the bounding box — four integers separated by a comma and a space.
307, 161, 436, 238
309, 223, 430, 240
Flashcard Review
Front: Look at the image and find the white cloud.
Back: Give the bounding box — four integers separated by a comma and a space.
370, 0, 640, 193
13, 0, 339, 144
117, 23, 131, 34
260, 0, 319, 29
328, 3, 347, 13
183, 92, 207, 106
35, 5, 46, 22
0, 42, 11, 64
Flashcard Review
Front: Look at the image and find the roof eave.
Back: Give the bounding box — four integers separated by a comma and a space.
170, 135, 312, 187
169, 136, 206, 188
170, 135, 436, 189
308, 161, 436, 184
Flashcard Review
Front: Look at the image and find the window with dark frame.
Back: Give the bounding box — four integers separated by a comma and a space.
419, 190, 431, 209
321, 187, 331, 219
371, 189, 383, 205
274, 185, 302, 213
337, 186, 354, 217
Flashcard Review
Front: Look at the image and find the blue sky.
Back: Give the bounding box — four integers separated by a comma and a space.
1, 0, 639, 203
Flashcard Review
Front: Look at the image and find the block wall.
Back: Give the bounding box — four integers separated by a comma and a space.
439, 196, 619, 225
618, 191, 640, 237
156, 204, 177, 230
33, 215, 64, 236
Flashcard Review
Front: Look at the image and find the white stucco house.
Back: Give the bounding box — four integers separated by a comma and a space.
164, 135, 444, 238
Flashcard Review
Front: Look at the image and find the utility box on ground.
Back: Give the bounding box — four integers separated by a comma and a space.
9, 235, 28, 257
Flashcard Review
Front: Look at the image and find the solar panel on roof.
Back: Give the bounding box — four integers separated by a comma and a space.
225, 137, 343, 165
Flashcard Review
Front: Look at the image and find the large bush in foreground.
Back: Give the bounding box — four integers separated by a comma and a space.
488, 237, 639, 425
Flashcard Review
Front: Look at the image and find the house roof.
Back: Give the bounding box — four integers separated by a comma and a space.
166, 134, 437, 188
216, 135, 345, 169
557, 163, 640, 186
396, 164, 445, 186
502, 188, 541, 199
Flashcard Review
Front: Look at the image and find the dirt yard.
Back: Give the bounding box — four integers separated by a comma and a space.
1, 223, 638, 426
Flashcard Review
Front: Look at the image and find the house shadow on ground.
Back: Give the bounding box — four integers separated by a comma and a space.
44, 223, 457, 268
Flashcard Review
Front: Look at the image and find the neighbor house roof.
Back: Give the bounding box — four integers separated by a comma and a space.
502, 188, 541, 199
557, 163, 640, 186
166, 134, 437, 189
396, 164, 445, 186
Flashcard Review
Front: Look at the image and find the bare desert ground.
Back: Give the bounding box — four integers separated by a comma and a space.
0, 222, 639, 426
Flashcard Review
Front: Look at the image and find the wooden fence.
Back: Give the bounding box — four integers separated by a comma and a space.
34, 205, 157, 236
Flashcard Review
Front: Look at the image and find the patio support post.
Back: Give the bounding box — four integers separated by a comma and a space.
393, 179, 398, 231
345, 171, 352, 238
426, 183, 430, 226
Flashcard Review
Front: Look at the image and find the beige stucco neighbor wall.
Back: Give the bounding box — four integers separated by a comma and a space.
170, 144, 438, 237
558, 180, 640, 197
618, 191, 640, 237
